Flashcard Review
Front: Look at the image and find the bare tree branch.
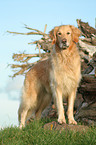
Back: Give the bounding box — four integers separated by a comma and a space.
8, 21, 96, 78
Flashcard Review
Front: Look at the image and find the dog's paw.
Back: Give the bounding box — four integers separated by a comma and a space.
68, 119, 77, 125
19, 123, 25, 129
58, 117, 66, 124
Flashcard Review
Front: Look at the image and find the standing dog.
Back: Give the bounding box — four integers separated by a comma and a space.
18, 25, 81, 128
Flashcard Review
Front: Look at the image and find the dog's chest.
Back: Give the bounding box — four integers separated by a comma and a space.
50, 53, 80, 95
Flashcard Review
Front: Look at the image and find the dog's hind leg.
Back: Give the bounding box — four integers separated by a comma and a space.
35, 93, 51, 119
18, 95, 37, 128
18, 103, 22, 123
20, 110, 28, 128
18, 102, 30, 129
25, 109, 35, 122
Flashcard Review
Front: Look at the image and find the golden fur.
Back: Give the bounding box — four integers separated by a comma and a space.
18, 25, 81, 128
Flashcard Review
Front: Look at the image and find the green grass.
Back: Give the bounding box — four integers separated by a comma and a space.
0, 119, 96, 145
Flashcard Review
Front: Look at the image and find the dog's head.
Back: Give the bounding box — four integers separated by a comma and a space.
49, 25, 81, 50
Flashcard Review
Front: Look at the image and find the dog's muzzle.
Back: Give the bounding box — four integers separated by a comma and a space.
60, 38, 68, 49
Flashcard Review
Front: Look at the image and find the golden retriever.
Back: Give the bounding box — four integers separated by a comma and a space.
18, 25, 81, 128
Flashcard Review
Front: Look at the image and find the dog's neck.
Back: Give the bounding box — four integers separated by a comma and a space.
68, 41, 77, 50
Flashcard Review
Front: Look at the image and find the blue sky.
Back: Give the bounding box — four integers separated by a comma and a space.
0, 0, 96, 127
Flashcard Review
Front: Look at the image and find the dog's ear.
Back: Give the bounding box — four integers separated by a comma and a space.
49, 26, 59, 44
70, 25, 81, 43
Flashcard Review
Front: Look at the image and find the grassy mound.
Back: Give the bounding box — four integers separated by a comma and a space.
0, 119, 96, 145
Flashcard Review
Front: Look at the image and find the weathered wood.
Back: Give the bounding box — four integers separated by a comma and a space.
43, 121, 89, 132
82, 74, 96, 83
77, 19, 96, 38
75, 102, 96, 126
76, 58, 96, 125
77, 19, 96, 46
8, 20, 96, 77
79, 40, 96, 59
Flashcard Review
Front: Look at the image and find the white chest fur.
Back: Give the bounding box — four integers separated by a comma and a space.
50, 48, 81, 97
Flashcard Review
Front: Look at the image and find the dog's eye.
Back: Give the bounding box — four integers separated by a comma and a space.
58, 32, 61, 35
67, 32, 70, 35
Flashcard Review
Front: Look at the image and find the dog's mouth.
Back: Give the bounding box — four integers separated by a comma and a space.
59, 43, 69, 50
62, 44, 69, 49
58, 38, 69, 50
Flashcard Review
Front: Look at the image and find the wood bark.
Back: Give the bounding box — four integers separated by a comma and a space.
77, 19, 96, 45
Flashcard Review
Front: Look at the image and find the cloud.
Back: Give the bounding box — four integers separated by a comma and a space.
0, 88, 3, 93
5, 76, 24, 100
0, 63, 7, 71
0, 63, 24, 101
6, 76, 24, 92
0, 92, 8, 100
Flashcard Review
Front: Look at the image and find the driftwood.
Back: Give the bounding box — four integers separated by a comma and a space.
78, 40, 96, 60
8, 24, 52, 77
43, 121, 89, 132
75, 102, 96, 126
75, 52, 96, 126
77, 19, 96, 45
79, 75, 96, 103
8, 20, 96, 78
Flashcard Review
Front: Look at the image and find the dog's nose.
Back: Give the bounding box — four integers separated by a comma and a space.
62, 38, 67, 44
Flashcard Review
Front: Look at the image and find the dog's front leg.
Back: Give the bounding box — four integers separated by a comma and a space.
67, 90, 77, 125
54, 89, 66, 124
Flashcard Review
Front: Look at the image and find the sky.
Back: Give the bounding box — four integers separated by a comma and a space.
0, 0, 96, 128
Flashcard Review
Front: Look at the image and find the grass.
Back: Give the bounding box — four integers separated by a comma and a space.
0, 119, 96, 145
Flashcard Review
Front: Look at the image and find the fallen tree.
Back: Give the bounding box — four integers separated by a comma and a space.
8, 24, 52, 77
8, 20, 96, 78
